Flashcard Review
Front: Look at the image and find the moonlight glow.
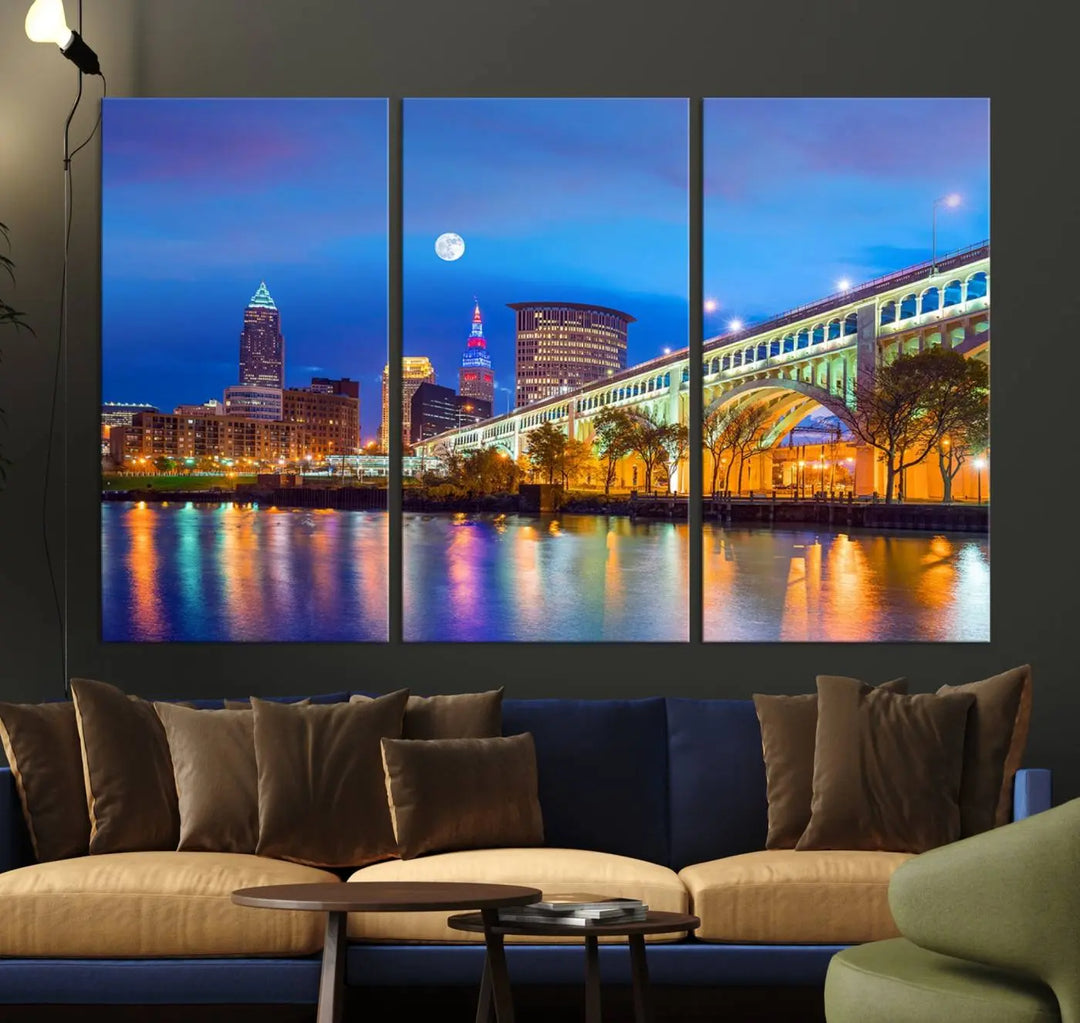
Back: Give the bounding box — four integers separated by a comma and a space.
435, 232, 465, 261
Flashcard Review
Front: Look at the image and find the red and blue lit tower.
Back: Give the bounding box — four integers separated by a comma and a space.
458, 299, 494, 408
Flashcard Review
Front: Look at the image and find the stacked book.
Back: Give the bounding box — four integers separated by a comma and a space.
498, 892, 648, 927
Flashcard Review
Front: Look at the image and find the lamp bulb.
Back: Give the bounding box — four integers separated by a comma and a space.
25, 0, 73, 48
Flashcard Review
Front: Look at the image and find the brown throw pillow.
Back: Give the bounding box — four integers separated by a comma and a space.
797, 676, 974, 853
350, 689, 503, 739
154, 703, 259, 854
381, 734, 543, 859
753, 677, 907, 849
0, 701, 89, 862
252, 689, 409, 868
938, 665, 1033, 835
70, 678, 180, 854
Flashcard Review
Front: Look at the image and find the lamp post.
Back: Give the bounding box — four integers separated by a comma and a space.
931, 193, 961, 273
973, 457, 986, 505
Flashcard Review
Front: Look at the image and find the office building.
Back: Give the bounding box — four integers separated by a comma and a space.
282, 388, 360, 457
223, 385, 283, 422
310, 377, 360, 399
410, 382, 491, 444
238, 281, 284, 388
459, 300, 495, 407
379, 357, 435, 451
508, 301, 632, 408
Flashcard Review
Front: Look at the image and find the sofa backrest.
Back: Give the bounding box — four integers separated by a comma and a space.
503, 697, 769, 871
665, 699, 768, 870
502, 698, 671, 867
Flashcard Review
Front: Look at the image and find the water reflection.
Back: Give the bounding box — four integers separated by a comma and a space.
102, 502, 387, 642
102, 505, 987, 644
704, 526, 989, 642
404, 512, 689, 642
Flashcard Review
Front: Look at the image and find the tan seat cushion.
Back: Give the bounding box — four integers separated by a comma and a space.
0, 852, 339, 957
347, 847, 687, 943
679, 850, 913, 944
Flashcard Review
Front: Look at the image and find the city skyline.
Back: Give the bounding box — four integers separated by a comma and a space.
102, 98, 388, 442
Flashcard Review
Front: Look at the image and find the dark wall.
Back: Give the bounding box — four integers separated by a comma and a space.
1, 2, 1077, 798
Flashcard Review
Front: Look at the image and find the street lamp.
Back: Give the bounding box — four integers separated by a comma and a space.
845, 456, 856, 496
931, 193, 961, 273
973, 456, 986, 504
704, 298, 719, 314
836, 278, 851, 292
728, 318, 744, 332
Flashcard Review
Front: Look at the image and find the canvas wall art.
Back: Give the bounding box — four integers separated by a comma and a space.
701, 98, 990, 641
401, 98, 690, 642
101, 98, 389, 641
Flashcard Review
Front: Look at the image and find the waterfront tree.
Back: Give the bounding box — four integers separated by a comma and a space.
457, 447, 521, 496
731, 405, 770, 495
627, 408, 673, 494
661, 422, 689, 494
526, 422, 566, 485
703, 404, 743, 496
561, 437, 592, 489
936, 400, 988, 502
850, 347, 988, 503
592, 406, 635, 495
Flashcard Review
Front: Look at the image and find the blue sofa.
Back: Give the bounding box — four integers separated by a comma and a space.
0, 696, 1052, 1006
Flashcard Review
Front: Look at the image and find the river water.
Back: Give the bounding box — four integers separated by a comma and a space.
101, 503, 988, 642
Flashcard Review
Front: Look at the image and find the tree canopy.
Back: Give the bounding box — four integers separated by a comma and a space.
850, 346, 988, 503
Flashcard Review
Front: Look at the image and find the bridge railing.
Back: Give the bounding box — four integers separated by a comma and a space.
703, 240, 989, 353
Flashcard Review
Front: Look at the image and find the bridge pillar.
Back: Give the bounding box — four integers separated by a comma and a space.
755, 450, 774, 491
667, 379, 681, 426
856, 303, 878, 396
854, 442, 877, 498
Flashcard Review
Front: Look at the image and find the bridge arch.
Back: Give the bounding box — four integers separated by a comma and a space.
704, 378, 856, 442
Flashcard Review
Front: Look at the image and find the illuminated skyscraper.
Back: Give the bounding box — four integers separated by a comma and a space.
379, 357, 436, 451
458, 300, 494, 408
238, 281, 284, 388
508, 301, 632, 408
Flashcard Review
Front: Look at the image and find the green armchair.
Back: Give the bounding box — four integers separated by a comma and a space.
825, 798, 1080, 1023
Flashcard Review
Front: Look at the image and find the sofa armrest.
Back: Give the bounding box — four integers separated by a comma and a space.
0, 767, 34, 873
1012, 768, 1051, 820
889, 798, 1080, 1023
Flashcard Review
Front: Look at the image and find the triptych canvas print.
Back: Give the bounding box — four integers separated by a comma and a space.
101, 96, 990, 644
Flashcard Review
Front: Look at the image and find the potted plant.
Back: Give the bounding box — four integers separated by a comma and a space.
0, 221, 35, 487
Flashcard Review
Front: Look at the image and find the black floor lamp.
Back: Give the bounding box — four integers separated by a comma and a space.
24, 0, 105, 695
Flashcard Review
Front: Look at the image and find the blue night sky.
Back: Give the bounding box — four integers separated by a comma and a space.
102, 98, 388, 442
404, 98, 690, 415
704, 98, 990, 334
102, 97, 988, 437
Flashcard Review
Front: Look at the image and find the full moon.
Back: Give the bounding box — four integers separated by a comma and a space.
435, 232, 465, 261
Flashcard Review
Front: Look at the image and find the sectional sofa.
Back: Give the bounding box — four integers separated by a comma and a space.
0, 696, 1052, 1007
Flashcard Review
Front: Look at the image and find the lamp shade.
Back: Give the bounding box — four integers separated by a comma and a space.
25, 0, 74, 48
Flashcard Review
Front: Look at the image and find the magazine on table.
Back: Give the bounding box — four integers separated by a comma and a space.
498, 893, 648, 925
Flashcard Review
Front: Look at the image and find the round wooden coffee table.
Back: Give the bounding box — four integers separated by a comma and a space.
232, 881, 540, 1023
449, 909, 700, 1023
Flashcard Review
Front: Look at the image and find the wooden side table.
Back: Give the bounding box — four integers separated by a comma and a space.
232, 880, 540, 1023
448, 909, 700, 1023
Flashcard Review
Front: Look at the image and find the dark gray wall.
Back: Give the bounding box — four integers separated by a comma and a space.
1, 2, 1078, 798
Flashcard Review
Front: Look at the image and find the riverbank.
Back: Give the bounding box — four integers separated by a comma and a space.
102, 485, 388, 510
705, 496, 988, 532
101, 488, 988, 531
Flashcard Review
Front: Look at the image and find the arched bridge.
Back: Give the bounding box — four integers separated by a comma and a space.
414, 242, 990, 491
